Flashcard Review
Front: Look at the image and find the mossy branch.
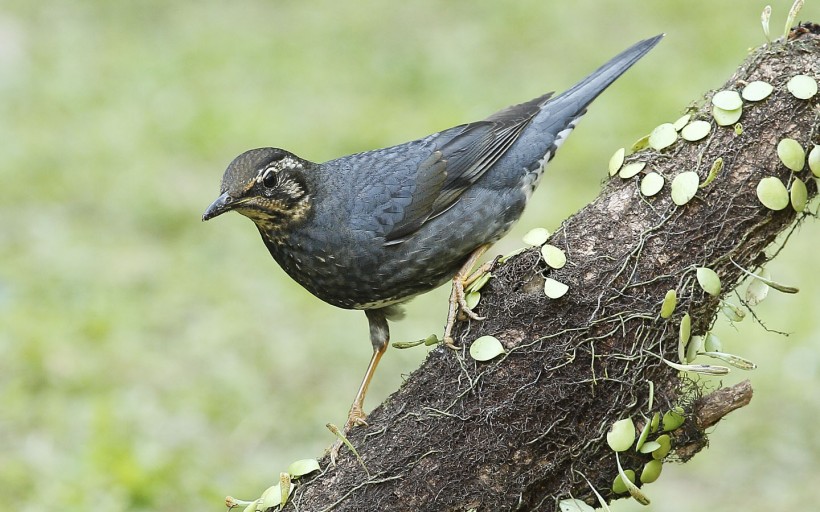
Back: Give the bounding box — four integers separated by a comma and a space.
276, 25, 819, 512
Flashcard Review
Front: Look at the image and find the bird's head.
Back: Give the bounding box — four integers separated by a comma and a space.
203, 148, 312, 231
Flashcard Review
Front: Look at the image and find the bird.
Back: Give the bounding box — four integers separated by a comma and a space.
203, 35, 662, 453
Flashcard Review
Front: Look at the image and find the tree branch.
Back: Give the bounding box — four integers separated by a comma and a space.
280, 25, 819, 511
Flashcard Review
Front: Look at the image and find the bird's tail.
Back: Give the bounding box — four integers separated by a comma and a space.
542, 34, 664, 120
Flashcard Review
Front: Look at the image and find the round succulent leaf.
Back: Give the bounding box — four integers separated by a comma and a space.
652, 434, 672, 460
660, 289, 676, 319
712, 90, 743, 110
558, 499, 595, 512
745, 268, 771, 306
465, 291, 481, 310
650, 412, 661, 433
670, 171, 699, 205
522, 227, 549, 246
544, 278, 569, 299
712, 105, 742, 126
261, 481, 295, 509
787, 74, 818, 99
756, 176, 789, 210
635, 420, 651, 452
606, 417, 636, 452
680, 120, 711, 141
640, 460, 663, 484
631, 134, 650, 152
672, 114, 691, 131
662, 408, 685, 432
721, 302, 745, 322
696, 267, 721, 296
791, 178, 808, 212
704, 333, 723, 352
809, 145, 820, 177
466, 272, 492, 293
288, 458, 320, 478
609, 147, 626, 176
612, 470, 636, 494
685, 335, 704, 363
648, 123, 678, 150
640, 172, 665, 197
619, 161, 646, 179
777, 138, 806, 171
639, 441, 662, 454
540, 244, 567, 269
678, 313, 691, 363
469, 335, 505, 362
742, 80, 774, 101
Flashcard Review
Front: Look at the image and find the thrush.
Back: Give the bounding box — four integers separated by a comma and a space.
204, 35, 662, 453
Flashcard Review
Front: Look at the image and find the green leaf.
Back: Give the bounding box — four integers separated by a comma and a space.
777, 138, 806, 171
712, 105, 742, 126
540, 244, 567, 269
640, 172, 665, 197
761, 5, 772, 41
465, 291, 480, 310
663, 358, 730, 376
522, 227, 549, 246
606, 418, 636, 452
678, 313, 691, 363
712, 90, 742, 110
648, 123, 678, 150
615, 453, 650, 505
791, 178, 808, 212
639, 441, 661, 454
742, 80, 773, 101
700, 157, 723, 188
672, 114, 691, 131
544, 278, 569, 299
469, 335, 505, 361
756, 176, 789, 210
619, 161, 646, 179
704, 332, 722, 352
696, 267, 721, 296
662, 407, 685, 431
640, 460, 663, 484
732, 263, 799, 294
702, 351, 757, 370
631, 134, 650, 152
745, 268, 770, 306
660, 289, 676, 319
784, 0, 805, 38
786, 74, 816, 99
287, 458, 320, 477
559, 499, 595, 512
670, 171, 700, 205
652, 434, 672, 460
809, 145, 820, 177
608, 147, 626, 176
680, 120, 711, 142
685, 335, 704, 363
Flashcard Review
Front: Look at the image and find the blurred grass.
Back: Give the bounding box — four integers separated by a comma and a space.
0, 1, 818, 511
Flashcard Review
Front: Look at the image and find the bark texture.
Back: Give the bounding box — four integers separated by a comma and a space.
282, 26, 819, 511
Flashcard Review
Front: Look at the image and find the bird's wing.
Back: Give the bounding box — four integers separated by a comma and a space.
381, 92, 553, 244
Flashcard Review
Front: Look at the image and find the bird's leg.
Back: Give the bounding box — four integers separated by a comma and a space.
330, 309, 389, 464
443, 244, 493, 348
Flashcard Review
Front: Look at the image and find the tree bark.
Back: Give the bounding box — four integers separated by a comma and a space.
281, 25, 820, 511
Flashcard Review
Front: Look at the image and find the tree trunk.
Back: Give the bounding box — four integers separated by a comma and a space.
280, 25, 819, 512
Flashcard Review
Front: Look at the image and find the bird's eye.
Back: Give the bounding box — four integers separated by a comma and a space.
262, 170, 277, 188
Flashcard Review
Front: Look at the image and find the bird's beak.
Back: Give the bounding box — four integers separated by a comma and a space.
202, 192, 235, 221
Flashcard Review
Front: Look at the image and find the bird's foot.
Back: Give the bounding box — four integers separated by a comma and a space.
329, 404, 368, 464
443, 247, 496, 348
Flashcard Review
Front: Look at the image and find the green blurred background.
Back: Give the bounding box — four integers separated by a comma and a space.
1, 1, 819, 510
